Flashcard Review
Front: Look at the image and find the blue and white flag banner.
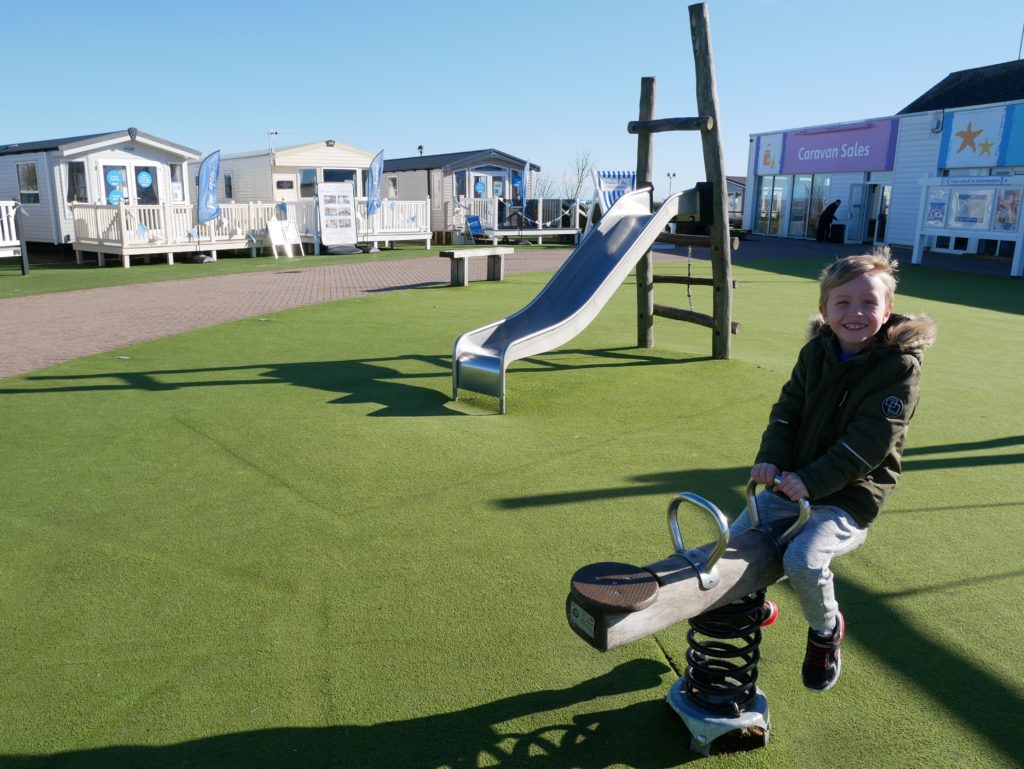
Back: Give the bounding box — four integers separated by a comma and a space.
197, 151, 221, 224
367, 150, 384, 215
593, 170, 636, 211
522, 160, 529, 201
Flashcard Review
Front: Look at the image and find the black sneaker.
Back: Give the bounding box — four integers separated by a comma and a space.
802, 612, 845, 692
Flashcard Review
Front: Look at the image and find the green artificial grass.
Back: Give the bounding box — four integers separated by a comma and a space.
1, 257, 1022, 768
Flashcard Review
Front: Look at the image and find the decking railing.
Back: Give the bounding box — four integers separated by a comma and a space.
71, 197, 432, 265
448, 198, 583, 234
0, 200, 20, 256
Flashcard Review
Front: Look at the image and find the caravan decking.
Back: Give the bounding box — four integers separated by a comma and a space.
0, 201, 20, 257
71, 198, 432, 266
455, 197, 583, 245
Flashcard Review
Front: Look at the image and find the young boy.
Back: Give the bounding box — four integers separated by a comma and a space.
732, 252, 936, 692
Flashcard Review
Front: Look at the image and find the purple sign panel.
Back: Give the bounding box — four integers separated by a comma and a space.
781, 120, 897, 174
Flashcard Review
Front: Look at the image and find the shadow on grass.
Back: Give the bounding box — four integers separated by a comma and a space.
500, 434, 1024, 512
843, 573, 1024, 765
0, 660, 711, 769
735, 256, 1024, 316
0, 348, 693, 417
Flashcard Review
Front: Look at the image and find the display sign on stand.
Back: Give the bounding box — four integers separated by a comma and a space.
265, 219, 303, 258
318, 181, 358, 248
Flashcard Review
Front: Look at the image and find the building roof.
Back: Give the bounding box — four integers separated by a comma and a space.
383, 149, 539, 173
0, 131, 113, 157
0, 128, 200, 159
898, 60, 1024, 114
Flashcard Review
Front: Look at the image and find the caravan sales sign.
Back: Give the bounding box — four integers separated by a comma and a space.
781, 120, 897, 175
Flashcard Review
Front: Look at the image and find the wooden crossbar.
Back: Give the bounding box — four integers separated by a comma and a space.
653, 303, 741, 334
627, 116, 713, 134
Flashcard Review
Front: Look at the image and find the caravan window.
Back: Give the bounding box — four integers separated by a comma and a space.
67, 162, 88, 203
170, 164, 184, 202
299, 168, 317, 198
223, 172, 233, 200
17, 163, 40, 204
135, 166, 159, 205
387, 177, 398, 197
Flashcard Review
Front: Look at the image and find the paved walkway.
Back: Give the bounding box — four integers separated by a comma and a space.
0, 251, 574, 379
1, 237, 1009, 379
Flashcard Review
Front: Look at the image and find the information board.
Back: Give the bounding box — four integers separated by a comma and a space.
318, 181, 357, 247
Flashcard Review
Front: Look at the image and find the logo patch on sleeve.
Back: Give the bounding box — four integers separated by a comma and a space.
882, 396, 905, 418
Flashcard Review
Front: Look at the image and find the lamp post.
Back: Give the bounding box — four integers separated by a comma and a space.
666, 171, 676, 195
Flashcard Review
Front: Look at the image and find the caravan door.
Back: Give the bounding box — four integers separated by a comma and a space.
845, 184, 868, 244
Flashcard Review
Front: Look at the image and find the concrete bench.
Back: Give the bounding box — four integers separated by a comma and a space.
439, 247, 515, 286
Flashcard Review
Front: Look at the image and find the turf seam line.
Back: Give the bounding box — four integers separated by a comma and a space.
651, 633, 683, 678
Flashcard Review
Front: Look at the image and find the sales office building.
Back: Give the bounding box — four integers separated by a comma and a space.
743, 59, 1024, 276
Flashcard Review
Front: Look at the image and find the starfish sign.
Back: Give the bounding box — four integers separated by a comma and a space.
979, 138, 994, 157
955, 121, 983, 153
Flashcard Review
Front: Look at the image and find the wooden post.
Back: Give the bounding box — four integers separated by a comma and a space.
690, 2, 733, 359
15, 204, 29, 276
635, 76, 656, 349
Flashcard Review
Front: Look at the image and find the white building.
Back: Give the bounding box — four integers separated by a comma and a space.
217, 140, 375, 204
0, 128, 199, 245
744, 60, 1024, 273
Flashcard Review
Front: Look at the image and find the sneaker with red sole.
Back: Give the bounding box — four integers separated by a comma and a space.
802, 612, 845, 692
760, 599, 779, 627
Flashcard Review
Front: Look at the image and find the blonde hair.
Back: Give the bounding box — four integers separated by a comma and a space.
819, 248, 898, 308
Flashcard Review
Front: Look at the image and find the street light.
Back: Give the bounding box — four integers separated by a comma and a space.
666, 172, 677, 195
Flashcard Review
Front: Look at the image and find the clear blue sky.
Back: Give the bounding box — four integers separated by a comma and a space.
5, 0, 1023, 196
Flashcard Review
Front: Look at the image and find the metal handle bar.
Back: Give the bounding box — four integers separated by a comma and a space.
746, 474, 811, 543
667, 492, 730, 588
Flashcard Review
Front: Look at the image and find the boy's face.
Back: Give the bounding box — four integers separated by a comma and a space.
820, 272, 893, 355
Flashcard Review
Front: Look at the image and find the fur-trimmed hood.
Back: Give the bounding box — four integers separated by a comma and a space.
808, 312, 937, 353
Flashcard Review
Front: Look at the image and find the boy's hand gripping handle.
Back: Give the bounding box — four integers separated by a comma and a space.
746, 474, 810, 543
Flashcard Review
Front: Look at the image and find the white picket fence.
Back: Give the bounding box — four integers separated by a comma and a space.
0, 200, 20, 257
71, 197, 432, 266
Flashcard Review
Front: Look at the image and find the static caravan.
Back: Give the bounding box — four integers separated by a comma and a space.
0, 128, 199, 245
382, 149, 539, 243
218, 140, 375, 204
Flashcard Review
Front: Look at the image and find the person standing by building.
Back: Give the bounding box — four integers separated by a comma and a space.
816, 199, 842, 242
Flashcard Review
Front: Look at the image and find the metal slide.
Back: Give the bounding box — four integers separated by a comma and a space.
452, 187, 699, 413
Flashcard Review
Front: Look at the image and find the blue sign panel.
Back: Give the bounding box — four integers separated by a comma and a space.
108, 189, 123, 205
137, 170, 153, 189
105, 169, 124, 187
474, 180, 486, 196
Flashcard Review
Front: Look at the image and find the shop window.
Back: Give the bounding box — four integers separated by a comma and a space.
17, 162, 40, 204
67, 162, 88, 203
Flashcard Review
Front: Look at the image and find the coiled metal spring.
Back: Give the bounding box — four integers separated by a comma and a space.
683, 591, 767, 716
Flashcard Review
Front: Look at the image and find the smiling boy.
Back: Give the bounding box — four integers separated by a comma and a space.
732, 252, 936, 692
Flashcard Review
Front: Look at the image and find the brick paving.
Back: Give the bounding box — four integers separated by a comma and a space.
0, 251, 573, 379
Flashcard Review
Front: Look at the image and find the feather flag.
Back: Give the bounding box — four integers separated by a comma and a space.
367, 150, 384, 216
197, 151, 221, 224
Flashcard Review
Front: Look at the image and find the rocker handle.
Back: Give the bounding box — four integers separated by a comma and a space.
667, 492, 730, 575
746, 474, 811, 543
